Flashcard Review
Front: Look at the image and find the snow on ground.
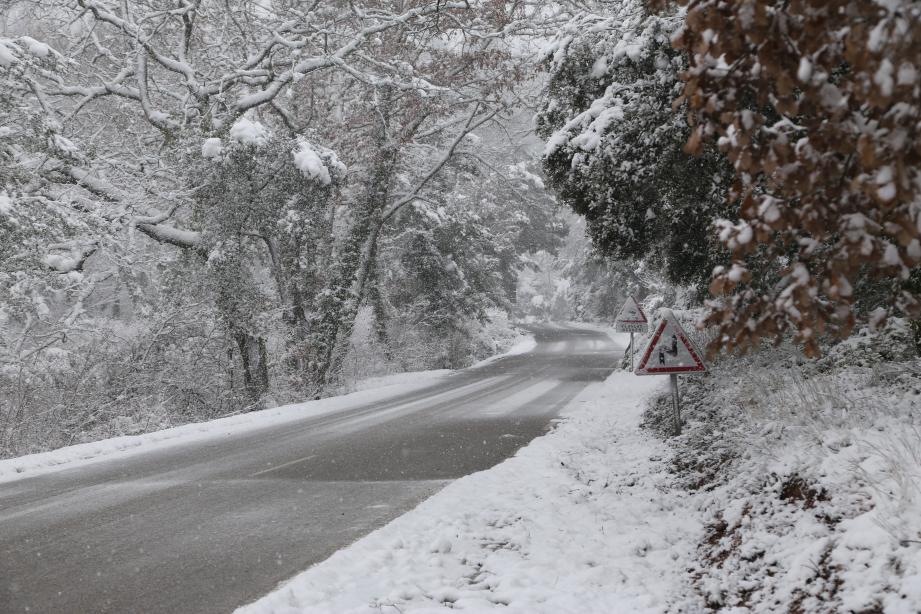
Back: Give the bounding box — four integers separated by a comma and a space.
650, 319, 921, 613
237, 370, 703, 614
0, 369, 451, 485
237, 317, 921, 614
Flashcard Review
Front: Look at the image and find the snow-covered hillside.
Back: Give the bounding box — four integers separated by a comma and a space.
659, 322, 921, 613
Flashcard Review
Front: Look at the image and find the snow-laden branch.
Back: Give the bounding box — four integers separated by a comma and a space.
222, 1, 474, 127
135, 222, 204, 252
382, 103, 503, 221
135, 48, 178, 132
43, 242, 99, 273
63, 270, 113, 327
35, 0, 513, 138
77, 0, 206, 101
59, 165, 205, 252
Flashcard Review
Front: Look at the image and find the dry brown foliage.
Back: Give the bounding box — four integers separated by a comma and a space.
668, 0, 921, 356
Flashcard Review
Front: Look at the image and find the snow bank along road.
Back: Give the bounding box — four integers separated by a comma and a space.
0, 324, 620, 614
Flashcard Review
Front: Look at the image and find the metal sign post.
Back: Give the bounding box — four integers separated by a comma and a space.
670, 373, 680, 435
634, 309, 707, 436
630, 332, 634, 371
615, 296, 648, 370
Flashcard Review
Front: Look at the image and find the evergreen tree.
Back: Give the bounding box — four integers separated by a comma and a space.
537, 2, 732, 295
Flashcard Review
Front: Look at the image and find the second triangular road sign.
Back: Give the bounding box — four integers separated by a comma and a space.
615, 296, 648, 333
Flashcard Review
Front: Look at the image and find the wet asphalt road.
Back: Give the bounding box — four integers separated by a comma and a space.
0, 324, 621, 614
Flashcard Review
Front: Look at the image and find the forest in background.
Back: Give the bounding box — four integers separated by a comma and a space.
2, 0, 920, 459
0, 1, 597, 457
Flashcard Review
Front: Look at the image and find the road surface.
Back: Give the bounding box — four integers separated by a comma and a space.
1, 324, 621, 614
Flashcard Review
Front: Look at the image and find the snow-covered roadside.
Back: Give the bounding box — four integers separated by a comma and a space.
0, 332, 540, 485
651, 321, 921, 613
469, 333, 537, 368
345, 369, 453, 393
0, 369, 451, 485
238, 371, 703, 614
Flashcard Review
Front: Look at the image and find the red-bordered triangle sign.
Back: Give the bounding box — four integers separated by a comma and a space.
615, 296, 648, 333
634, 309, 707, 375
615, 296, 647, 324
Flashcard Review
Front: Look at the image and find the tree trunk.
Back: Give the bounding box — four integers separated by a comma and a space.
368, 257, 392, 357
311, 90, 398, 390
310, 91, 430, 391
234, 331, 269, 405
314, 181, 391, 390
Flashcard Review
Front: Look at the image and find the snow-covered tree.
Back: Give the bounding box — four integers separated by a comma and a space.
1, 0, 551, 397
191, 131, 345, 398
673, 0, 921, 356
373, 147, 566, 367
1, 1, 577, 454
537, 0, 732, 294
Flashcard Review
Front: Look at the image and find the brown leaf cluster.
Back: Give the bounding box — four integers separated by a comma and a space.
670, 0, 921, 356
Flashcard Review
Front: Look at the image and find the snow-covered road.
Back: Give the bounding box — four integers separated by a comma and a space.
238, 366, 698, 614
0, 324, 619, 614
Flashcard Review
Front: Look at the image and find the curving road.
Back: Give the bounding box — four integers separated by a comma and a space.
0, 324, 621, 614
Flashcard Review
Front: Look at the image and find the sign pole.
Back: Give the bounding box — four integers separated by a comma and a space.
615, 297, 648, 369
670, 374, 680, 436
630, 332, 634, 371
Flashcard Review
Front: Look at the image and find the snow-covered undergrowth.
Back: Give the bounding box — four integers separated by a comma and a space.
238, 371, 702, 614
338, 308, 529, 391
652, 320, 921, 613
469, 334, 537, 368
471, 309, 534, 362
1, 315, 533, 482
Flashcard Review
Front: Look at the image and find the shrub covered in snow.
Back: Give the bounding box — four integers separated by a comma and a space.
814, 317, 919, 371
647, 338, 921, 613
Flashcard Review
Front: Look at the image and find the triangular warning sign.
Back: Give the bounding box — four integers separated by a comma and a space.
616, 296, 647, 323
615, 296, 647, 333
634, 309, 707, 375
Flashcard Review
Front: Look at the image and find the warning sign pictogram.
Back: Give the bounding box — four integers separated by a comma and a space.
614, 296, 647, 333
634, 309, 707, 375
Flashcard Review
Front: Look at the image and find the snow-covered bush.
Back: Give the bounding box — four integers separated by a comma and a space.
647, 342, 921, 612
0, 297, 244, 458
814, 317, 919, 371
